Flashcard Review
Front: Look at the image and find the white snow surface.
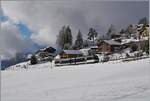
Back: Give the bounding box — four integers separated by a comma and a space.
1, 58, 150, 101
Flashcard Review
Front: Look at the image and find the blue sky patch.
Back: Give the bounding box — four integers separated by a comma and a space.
0, 15, 8, 22
16, 22, 32, 39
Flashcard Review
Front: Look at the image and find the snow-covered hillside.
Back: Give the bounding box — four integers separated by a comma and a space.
1, 58, 150, 101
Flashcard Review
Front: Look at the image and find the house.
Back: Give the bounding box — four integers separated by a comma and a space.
121, 38, 139, 51
80, 48, 90, 56
131, 24, 149, 39
59, 50, 83, 59
43, 46, 56, 53
35, 46, 57, 61
98, 40, 122, 53
139, 24, 149, 39
80, 46, 99, 56
121, 32, 149, 52
88, 46, 99, 55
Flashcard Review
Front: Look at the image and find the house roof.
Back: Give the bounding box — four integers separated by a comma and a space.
103, 40, 121, 45
121, 38, 139, 44
36, 46, 56, 54
90, 46, 98, 49
62, 50, 83, 55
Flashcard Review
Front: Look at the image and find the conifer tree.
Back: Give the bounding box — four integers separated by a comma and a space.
87, 28, 98, 45
30, 55, 37, 65
74, 30, 83, 49
56, 26, 73, 49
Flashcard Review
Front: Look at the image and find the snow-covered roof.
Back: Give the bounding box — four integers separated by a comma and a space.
121, 38, 139, 44
38, 46, 56, 53
79, 48, 89, 56
140, 36, 149, 41
63, 50, 83, 55
90, 46, 98, 49
103, 40, 121, 45
79, 48, 90, 52
55, 55, 60, 59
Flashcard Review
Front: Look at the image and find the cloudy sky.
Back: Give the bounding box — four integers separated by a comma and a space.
0, 0, 149, 60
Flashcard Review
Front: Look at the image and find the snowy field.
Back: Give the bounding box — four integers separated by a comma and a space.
1, 58, 150, 101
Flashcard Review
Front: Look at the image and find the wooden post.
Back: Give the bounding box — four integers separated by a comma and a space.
0, 56, 1, 70
75, 57, 76, 65
50, 59, 53, 69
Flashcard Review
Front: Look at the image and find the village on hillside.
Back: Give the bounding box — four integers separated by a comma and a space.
22, 17, 149, 68
5, 17, 149, 70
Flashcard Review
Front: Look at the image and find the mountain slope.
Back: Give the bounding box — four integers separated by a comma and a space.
1, 58, 150, 101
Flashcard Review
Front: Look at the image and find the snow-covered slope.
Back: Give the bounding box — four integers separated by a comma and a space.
1, 58, 150, 101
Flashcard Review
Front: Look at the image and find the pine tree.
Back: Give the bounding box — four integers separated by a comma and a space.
96, 36, 102, 45
87, 28, 98, 45
30, 55, 37, 65
56, 25, 73, 49
74, 30, 83, 49
120, 29, 125, 34
125, 25, 133, 38
83, 40, 89, 48
138, 17, 148, 25
56, 26, 66, 49
106, 24, 116, 39
65, 26, 72, 46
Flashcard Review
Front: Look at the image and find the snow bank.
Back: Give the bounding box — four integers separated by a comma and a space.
5, 61, 30, 70
1, 58, 150, 101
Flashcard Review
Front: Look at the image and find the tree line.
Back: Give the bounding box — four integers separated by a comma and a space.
56, 17, 149, 50
56, 25, 99, 50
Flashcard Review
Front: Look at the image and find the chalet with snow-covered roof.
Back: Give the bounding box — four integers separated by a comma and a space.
98, 40, 122, 53
121, 39, 139, 52
79, 46, 99, 56
35, 46, 57, 61
59, 50, 83, 59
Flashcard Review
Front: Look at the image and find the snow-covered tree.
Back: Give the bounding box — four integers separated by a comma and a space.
74, 30, 83, 49
106, 24, 116, 39
87, 28, 98, 45
56, 26, 73, 49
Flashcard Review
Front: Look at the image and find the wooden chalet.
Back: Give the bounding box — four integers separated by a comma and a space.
122, 38, 149, 52
35, 46, 57, 61
121, 39, 139, 51
59, 50, 83, 59
98, 40, 122, 53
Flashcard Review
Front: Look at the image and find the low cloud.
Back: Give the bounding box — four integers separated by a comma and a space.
0, 19, 34, 60
31, 27, 56, 45
2, 1, 148, 44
